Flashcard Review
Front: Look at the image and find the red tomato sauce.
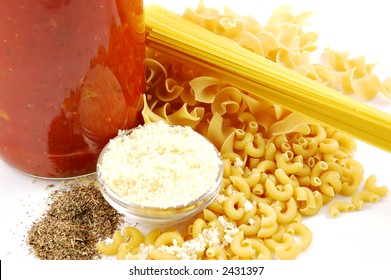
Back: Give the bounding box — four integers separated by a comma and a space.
0, 0, 145, 178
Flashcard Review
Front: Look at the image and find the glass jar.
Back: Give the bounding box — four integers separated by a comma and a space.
0, 0, 145, 178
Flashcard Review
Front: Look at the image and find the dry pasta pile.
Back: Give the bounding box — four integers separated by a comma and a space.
97, 1, 389, 260
145, 3, 391, 152
182, 3, 391, 101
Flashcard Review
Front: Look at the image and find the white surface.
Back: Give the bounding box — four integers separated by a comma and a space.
1, 0, 391, 261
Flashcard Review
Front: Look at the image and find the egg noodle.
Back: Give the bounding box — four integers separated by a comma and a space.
96, 1, 389, 260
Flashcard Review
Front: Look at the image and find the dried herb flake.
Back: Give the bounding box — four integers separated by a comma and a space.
27, 177, 123, 260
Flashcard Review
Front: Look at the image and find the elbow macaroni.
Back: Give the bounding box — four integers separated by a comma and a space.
351, 191, 380, 210
328, 201, 355, 218
96, 231, 124, 256
364, 175, 389, 197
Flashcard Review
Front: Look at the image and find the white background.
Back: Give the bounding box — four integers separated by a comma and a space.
1, 0, 391, 278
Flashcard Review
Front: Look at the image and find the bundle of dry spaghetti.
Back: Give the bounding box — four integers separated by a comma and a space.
145, 4, 391, 152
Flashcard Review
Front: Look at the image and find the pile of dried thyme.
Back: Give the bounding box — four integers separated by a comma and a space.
27, 176, 123, 260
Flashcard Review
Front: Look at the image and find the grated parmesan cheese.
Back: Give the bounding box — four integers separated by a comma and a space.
103, 237, 113, 245
248, 218, 256, 226
98, 121, 222, 209
234, 157, 244, 168
131, 243, 154, 260
226, 185, 234, 195
244, 200, 254, 212
218, 216, 240, 246
127, 227, 222, 260
215, 194, 228, 203
126, 216, 242, 260
157, 227, 221, 260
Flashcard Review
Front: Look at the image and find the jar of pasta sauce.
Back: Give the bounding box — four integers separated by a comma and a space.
0, 0, 145, 178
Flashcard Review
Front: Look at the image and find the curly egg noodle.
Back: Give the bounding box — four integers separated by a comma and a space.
97, 1, 389, 260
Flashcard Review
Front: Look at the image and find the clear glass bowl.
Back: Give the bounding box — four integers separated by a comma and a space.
96, 126, 223, 227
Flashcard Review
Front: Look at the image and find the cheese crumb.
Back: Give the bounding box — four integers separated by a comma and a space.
103, 237, 113, 245
156, 227, 221, 260
234, 157, 244, 168
130, 244, 154, 260
226, 185, 234, 195
127, 217, 241, 260
244, 200, 254, 212
248, 218, 256, 225
215, 194, 228, 203
218, 216, 240, 246
98, 121, 221, 208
